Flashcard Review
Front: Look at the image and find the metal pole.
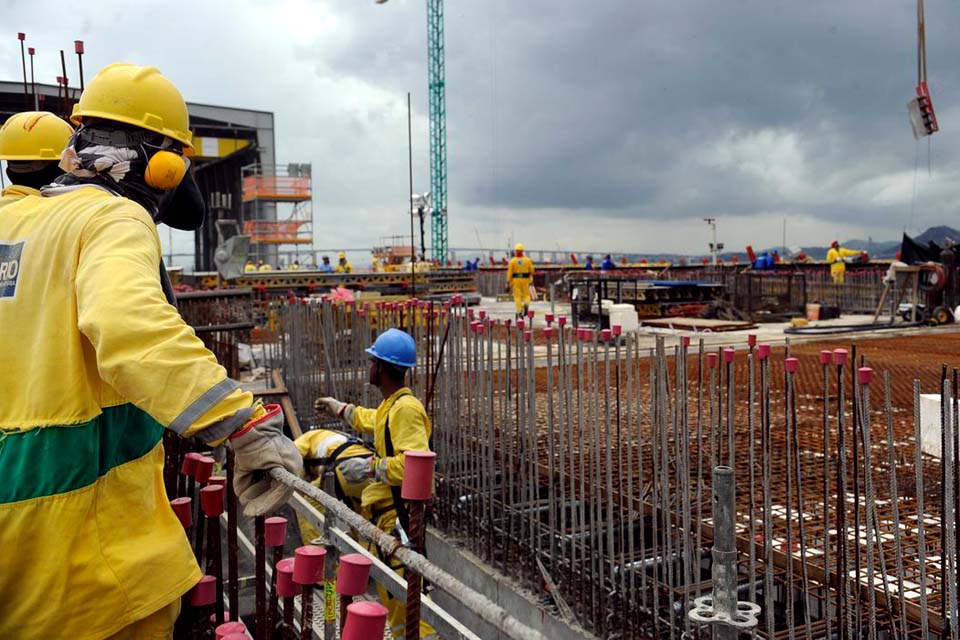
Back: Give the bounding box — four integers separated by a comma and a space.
408, 92, 416, 298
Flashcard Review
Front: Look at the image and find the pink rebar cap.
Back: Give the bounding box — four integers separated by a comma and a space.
527, 309, 535, 319
706, 353, 718, 369
723, 348, 735, 363
833, 348, 849, 366
336, 553, 373, 596
524, 330, 532, 343
195, 456, 215, 484
276, 558, 298, 598
545, 313, 555, 325
612, 325, 622, 337
681, 336, 690, 348
858, 367, 873, 385
517, 319, 525, 331
785, 357, 799, 373
180, 452, 201, 477
820, 350, 832, 365
757, 344, 771, 360
190, 575, 217, 606
342, 601, 390, 640
293, 545, 327, 585
265, 516, 288, 547
215, 622, 247, 639
558, 316, 567, 327
601, 329, 611, 341
478, 310, 486, 319
170, 497, 192, 529
222, 634, 248, 640
401, 450, 436, 501
747, 334, 757, 347
544, 327, 555, 340
200, 485, 224, 518
208, 475, 226, 488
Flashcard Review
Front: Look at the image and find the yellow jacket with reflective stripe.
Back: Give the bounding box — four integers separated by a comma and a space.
506, 255, 534, 282
350, 388, 432, 509
0, 186, 254, 639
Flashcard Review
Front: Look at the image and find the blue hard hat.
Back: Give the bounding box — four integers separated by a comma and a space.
366, 328, 417, 368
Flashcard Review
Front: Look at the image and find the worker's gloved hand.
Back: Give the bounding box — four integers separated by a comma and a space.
338, 457, 373, 483
314, 396, 348, 419
230, 404, 304, 517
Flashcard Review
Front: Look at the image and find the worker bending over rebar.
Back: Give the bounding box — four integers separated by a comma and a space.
315, 328, 438, 638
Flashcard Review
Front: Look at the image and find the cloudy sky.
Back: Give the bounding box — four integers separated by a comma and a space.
3, 0, 959, 264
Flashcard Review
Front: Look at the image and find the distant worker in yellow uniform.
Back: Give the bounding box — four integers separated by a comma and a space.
258, 259, 273, 272
315, 329, 437, 639
0, 111, 72, 204
0, 63, 303, 640
335, 251, 353, 273
826, 240, 862, 284
506, 242, 535, 317
244, 259, 257, 272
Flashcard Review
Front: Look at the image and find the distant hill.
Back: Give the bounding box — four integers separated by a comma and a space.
915, 225, 960, 247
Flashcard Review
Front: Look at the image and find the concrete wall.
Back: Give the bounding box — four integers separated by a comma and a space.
426, 528, 596, 640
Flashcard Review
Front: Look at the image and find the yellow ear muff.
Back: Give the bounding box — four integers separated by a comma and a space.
144, 149, 187, 190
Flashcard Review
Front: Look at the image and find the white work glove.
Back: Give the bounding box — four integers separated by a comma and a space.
314, 397, 354, 424
338, 456, 391, 484
230, 404, 304, 517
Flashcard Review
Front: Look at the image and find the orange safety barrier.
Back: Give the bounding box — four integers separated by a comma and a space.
243, 220, 311, 244
242, 175, 311, 201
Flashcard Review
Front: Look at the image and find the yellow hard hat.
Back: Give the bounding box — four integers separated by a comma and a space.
515, 243, 524, 252
338, 252, 346, 259
0, 111, 73, 160
71, 63, 194, 150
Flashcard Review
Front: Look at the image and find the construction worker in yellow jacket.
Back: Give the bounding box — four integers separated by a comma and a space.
826, 240, 862, 284
0, 110, 72, 203
315, 328, 437, 638
336, 250, 353, 273
506, 242, 535, 317
0, 63, 303, 640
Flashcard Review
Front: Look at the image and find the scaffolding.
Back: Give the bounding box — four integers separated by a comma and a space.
242, 163, 314, 268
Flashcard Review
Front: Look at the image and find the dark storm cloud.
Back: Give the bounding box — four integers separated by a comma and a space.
310, 0, 960, 227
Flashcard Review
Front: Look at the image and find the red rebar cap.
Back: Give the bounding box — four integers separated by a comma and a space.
200, 485, 224, 518
190, 575, 217, 606
170, 497, 192, 529
293, 545, 326, 585
558, 316, 567, 327
452, 294, 463, 304
17, 33, 25, 40
476, 323, 485, 335
601, 329, 612, 341
833, 348, 849, 366
681, 336, 690, 348
214, 622, 247, 639
222, 634, 248, 640
527, 309, 535, 319
401, 450, 436, 501
757, 344, 771, 360
819, 350, 832, 365
545, 313, 555, 324
181, 452, 201, 477
706, 353, 718, 369
504, 318, 512, 328
478, 309, 486, 319
336, 553, 373, 596
517, 319, 525, 331
785, 357, 799, 373
74, 40, 85, 54
467, 308, 475, 319
195, 456, 215, 484
208, 475, 226, 488
28, 47, 35, 55
276, 557, 298, 598
544, 327, 555, 340
747, 333, 757, 347
858, 367, 873, 385
523, 330, 532, 343
342, 601, 390, 640
265, 516, 288, 547
612, 325, 622, 337
723, 348, 735, 363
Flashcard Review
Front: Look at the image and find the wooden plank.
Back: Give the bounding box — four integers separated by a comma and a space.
640, 317, 756, 332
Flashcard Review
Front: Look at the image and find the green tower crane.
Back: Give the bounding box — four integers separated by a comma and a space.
379, 0, 448, 263
426, 0, 449, 263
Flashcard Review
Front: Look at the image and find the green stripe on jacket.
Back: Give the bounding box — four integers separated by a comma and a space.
0, 404, 165, 504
